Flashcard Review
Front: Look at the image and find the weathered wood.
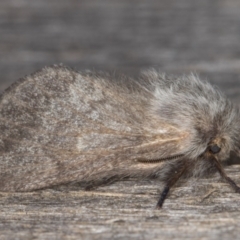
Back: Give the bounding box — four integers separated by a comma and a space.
1, 0, 240, 239
0, 165, 240, 239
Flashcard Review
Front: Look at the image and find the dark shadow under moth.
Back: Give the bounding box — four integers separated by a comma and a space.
0, 65, 240, 208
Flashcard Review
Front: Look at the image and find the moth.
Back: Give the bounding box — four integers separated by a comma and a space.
0, 65, 240, 208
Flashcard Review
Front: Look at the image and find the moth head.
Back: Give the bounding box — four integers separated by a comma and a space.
191, 100, 240, 162
203, 137, 231, 161
147, 71, 240, 162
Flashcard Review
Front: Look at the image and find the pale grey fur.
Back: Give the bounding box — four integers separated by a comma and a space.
0, 65, 239, 204
146, 72, 240, 160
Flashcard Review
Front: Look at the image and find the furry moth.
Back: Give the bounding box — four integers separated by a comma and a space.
0, 65, 240, 208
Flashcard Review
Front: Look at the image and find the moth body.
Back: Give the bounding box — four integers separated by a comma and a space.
0, 65, 240, 208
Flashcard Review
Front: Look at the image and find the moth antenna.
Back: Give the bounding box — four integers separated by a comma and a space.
137, 154, 185, 163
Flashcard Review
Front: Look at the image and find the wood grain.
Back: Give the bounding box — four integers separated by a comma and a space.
0, 165, 240, 239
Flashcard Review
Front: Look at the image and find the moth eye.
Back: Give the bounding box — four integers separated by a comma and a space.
209, 144, 221, 154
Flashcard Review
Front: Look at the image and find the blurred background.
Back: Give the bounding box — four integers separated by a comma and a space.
1, 0, 240, 100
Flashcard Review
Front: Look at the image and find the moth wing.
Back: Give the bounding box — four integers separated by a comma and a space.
0, 66, 188, 191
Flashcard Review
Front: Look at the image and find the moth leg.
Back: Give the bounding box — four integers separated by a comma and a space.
156, 164, 187, 209
156, 185, 170, 209
210, 156, 240, 193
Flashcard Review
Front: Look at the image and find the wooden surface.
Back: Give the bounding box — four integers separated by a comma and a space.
1, 165, 240, 239
1, 0, 240, 239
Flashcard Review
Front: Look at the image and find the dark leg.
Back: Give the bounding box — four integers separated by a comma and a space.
156, 185, 170, 208
210, 155, 240, 193
156, 164, 187, 209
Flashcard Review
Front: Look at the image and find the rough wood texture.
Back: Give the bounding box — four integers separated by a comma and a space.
1, 0, 240, 239
0, 165, 240, 239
